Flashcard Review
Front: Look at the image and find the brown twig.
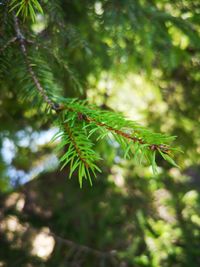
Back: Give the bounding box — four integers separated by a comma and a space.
85, 116, 169, 153
0, 36, 17, 53
13, 14, 57, 110
58, 104, 170, 154
50, 232, 117, 260
64, 122, 89, 168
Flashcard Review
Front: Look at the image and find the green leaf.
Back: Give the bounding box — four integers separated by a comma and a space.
32, 0, 43, 14
10, 0, 44, 22
159, 150, 179, 168
151, 151, 158, 175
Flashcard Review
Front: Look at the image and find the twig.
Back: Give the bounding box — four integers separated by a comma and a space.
65, 122, 89, 168
13, 14, 57, 110
58, 105, 170, 154
0, 36, 17, 53
0, 213, 118, 264
49, 232, 117, 260
85, 116, 169, 153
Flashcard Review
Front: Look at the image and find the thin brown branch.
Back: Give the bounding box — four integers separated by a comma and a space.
58, 105, 170, 154
0, 36, 17, 53
64, 122, 89, 168
0, 213, 118, 263
13, 14, 57, 110
85, 116, 169, 153
49, 232, 117, 260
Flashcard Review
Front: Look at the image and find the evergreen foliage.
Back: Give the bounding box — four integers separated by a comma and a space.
54, 98, 178, 186
10, 0, 43, 22
1, 1, 200, 266
0, 0, 181, 186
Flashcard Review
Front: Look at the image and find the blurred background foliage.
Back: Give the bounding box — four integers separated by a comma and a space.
0, 0, 200, 266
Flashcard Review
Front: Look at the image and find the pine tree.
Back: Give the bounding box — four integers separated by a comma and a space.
0, 0, 181, 187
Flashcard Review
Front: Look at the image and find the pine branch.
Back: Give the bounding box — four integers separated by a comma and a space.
50, 232, 117, 259
52, 98, 179, 184
54, 115, 101, 187
64, 122, 90, 168
56, 99, 175, 154
13, 14, 57, 110
85, 116, 169, 153
6, 13, 180, 187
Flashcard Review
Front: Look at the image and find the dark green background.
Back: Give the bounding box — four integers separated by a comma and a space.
0, 0, 200, 266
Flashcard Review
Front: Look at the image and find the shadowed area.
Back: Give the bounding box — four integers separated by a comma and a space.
1, 0, 200, 266
1, 166, 200, 266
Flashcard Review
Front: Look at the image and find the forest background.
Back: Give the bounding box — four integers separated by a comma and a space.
0, 0, 200, 266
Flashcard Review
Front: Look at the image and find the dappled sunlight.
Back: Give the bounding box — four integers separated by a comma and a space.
1, 215, 27, 247
31, 228, 55, 260
87, 73, 167, 124
5, 192, 22, 208
1, 0, 200, 266
109, 165, 125, 188
154, 189, 176, 223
